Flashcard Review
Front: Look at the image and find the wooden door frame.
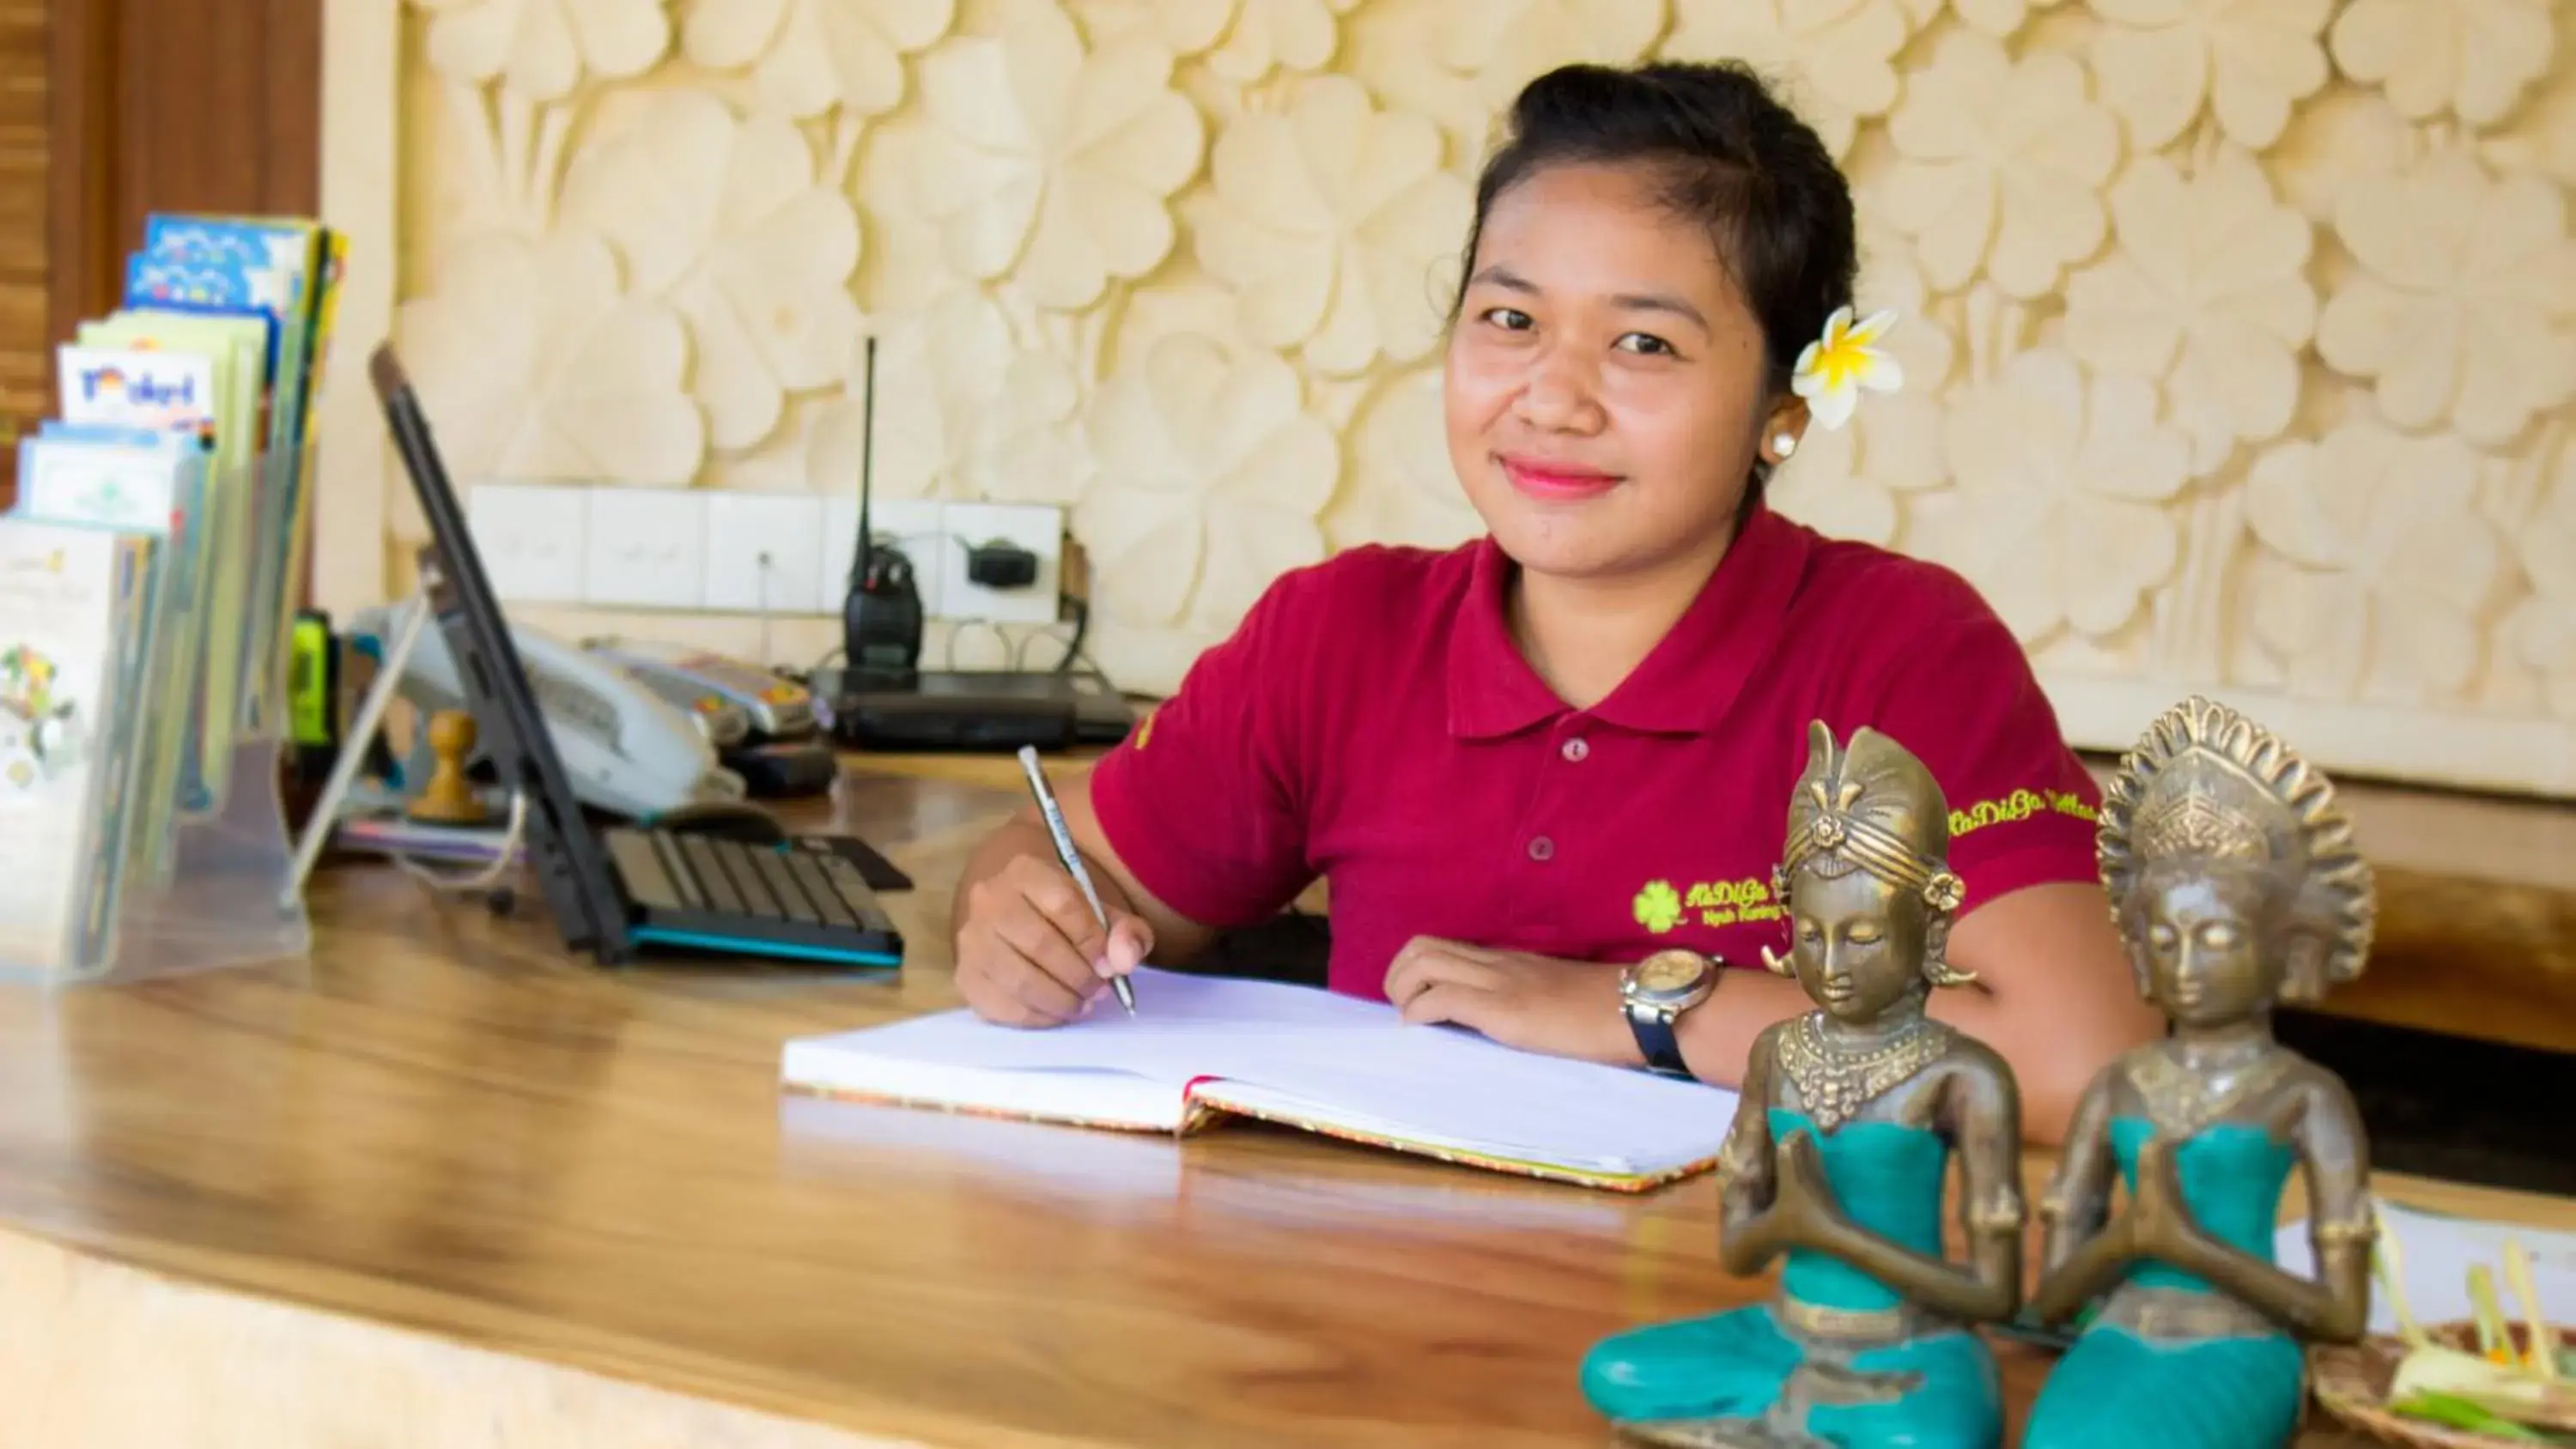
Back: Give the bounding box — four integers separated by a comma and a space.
46, 0, 119, 361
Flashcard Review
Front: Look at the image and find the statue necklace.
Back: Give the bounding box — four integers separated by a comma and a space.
2129, 1035, 2291, 1137
1777, 1011, 1951, 1131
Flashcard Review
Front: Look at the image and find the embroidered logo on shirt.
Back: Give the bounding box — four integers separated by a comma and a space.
1948, 787, 2095, 838
1632, 876, 1784, 934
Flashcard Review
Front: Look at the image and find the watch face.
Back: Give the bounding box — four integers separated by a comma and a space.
1630, 949, 1710, 996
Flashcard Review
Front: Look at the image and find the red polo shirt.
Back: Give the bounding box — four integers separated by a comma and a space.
1088, 506, 2102, 1001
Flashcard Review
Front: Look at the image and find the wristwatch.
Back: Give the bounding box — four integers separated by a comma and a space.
1621, 949, 1719, 1078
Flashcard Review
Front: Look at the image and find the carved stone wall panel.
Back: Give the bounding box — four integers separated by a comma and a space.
312, 0, 2576, 797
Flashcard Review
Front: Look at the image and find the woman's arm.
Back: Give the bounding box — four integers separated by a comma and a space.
950, 774, 1221, 967
1929, 882, 2160, 1144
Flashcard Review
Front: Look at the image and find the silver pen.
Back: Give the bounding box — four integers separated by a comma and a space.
1015, 745, 1137, 1016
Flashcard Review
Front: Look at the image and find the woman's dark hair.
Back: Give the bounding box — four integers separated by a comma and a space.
1452, 61, 1859, 507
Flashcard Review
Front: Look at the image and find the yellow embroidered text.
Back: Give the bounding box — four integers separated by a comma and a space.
1633, 876, 1784, 933
1948, 788, 2095, 838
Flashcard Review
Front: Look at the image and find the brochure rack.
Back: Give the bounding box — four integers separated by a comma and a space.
3, 445, 314, 988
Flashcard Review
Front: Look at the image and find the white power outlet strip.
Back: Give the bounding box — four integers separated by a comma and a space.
581, 488, 707, 609
702, 494, 829, 614
466, 482, 588, 603
468, 482, 1066, 629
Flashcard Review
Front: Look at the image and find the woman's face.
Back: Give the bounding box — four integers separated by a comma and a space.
1443, 161, 1795, 584
1786, 865, 1927, 1025
2133, 869, 2281, 1028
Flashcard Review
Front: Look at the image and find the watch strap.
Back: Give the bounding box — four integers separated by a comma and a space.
1625, 997, 1689, 1076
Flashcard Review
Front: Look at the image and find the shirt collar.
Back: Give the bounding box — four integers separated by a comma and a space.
1445, 506, 1814, 740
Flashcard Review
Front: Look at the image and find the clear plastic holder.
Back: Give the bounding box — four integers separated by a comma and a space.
10, 442, 319, 988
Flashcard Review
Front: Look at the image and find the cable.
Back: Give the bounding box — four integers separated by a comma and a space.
388, 789, 530, 894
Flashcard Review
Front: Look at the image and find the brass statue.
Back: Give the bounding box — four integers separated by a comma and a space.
2022, 695, 2379, 1447
1583, 721, 2023, 1448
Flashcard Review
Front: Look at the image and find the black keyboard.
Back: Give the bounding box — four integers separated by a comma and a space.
600, 826, 902, 964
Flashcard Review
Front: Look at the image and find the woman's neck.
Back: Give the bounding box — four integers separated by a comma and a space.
1506, 522, 1738, 711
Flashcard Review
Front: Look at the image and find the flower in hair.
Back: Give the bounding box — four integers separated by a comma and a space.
1791, 306, 1903, 432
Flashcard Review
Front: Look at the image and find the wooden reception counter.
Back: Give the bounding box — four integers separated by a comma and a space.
0, 755, 2567, 1446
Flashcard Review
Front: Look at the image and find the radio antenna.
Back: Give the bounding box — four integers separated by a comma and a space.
854, 333, 877, 588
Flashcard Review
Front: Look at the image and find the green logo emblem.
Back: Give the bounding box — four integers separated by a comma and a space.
1632, 879, 1683, 934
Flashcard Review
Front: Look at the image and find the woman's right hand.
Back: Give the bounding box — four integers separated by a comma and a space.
954, 854, 1156, 1028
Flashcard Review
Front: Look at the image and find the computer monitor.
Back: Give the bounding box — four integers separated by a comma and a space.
367, 346, 636, 961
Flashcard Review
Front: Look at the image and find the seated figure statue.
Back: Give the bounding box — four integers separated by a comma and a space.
1582, 720, 2024, 1448
2021, 695, 2379, 1448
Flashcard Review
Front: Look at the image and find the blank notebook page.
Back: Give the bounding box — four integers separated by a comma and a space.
781, 967, 1741, 1177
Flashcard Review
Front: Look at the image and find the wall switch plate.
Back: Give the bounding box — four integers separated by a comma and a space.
467, 482, 588, 603
702, 493, 828, 614
936, 501, 1062, 625
822, 495, 948, 620
581, 487, 708, 609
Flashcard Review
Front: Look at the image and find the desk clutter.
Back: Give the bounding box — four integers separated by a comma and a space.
0, 214, 343, 988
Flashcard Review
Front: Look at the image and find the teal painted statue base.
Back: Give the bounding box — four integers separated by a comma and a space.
1583, 1304, 2001, 1447
2020, 1119, 2309, 1449
1583, 1112, 2002, 1447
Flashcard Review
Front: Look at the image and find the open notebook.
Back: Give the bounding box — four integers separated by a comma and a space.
780, 967, 1741, 1191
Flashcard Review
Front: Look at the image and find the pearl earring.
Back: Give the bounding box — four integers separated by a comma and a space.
1772, 432, 1798, 458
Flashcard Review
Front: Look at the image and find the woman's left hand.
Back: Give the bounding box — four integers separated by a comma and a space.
1382, 937, 1634, 1064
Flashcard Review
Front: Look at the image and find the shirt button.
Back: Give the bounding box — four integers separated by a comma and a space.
1528, 836, 1556, 862
1561, 737, 1589, 762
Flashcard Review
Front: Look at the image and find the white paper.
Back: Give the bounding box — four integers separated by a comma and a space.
2276, 1199, 2576, 1337
782, 967, 1741, 1179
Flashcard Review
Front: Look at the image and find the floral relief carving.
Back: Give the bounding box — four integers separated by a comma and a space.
2506, 447, 2576, 719
556, 90, 864, 454
394, 229, 705, 501
2241, 417, 2507, 702
2063, 149, 2316, 475
1947, 0, 2064, 40
1437, 0, 1671, 118
2085, 0, 2332, 152
680, 0, 955, 120
1324, 364, 1482, 549
1077, 334, 1341, 630
2328, 0, 2554, 129
411, 0, 671, 100
2314, 148, 2576, 448
1910, 349, 2190, 645
907, 2, 1204, 312
1878, 31, 2123, 299
1659, 0, 1913, 160
1188, 76, 1472, 375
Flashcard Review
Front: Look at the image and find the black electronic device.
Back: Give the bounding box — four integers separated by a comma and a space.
840, 334, 926, 691
812, 665, 1138, 752
368, 343, 903, 972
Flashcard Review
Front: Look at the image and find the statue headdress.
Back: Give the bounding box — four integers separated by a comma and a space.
2096, 695, 2375, 995
1766, 720, 1973, 987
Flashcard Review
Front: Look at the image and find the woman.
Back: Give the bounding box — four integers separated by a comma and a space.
949, 59, 2158, 1142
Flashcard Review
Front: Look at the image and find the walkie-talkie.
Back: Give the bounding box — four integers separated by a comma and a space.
840, 335, 924, 691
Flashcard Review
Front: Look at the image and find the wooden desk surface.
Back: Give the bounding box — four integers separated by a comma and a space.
0, 754, 2566, 1446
